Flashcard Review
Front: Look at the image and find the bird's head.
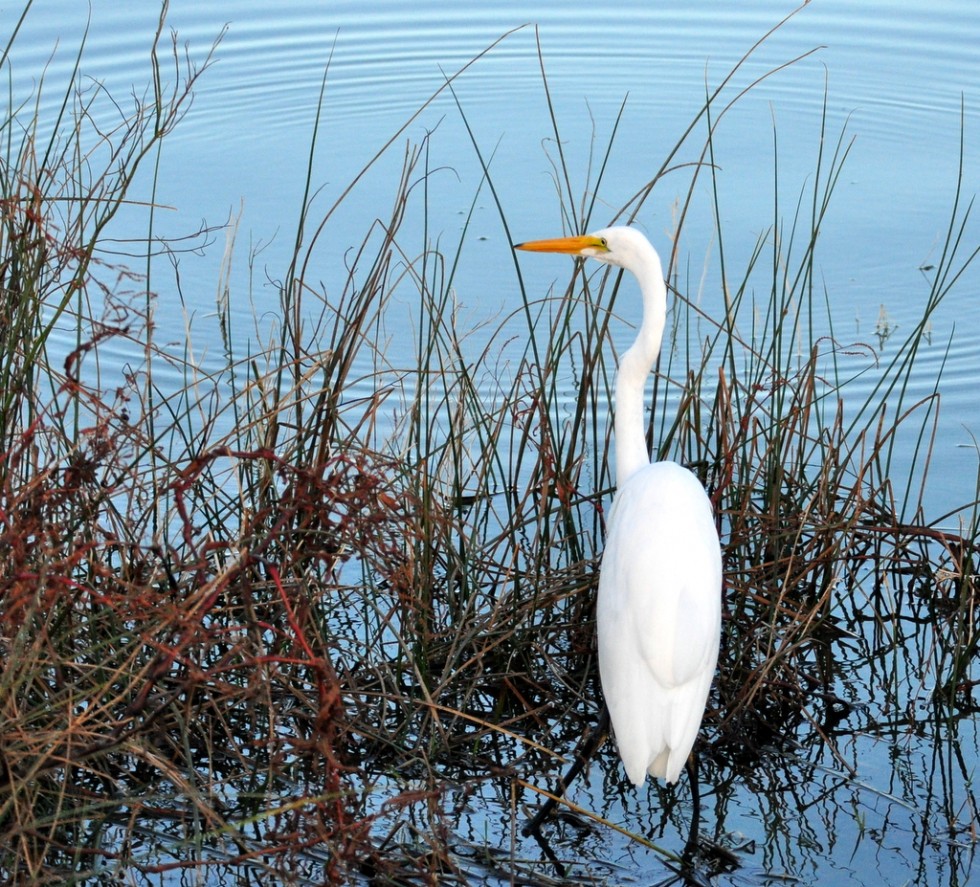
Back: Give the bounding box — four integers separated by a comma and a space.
514, 225, 660, 273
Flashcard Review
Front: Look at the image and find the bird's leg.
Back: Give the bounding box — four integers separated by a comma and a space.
681, 752, 701, 861
522, 705, 611, 836
527, 829, 567, 881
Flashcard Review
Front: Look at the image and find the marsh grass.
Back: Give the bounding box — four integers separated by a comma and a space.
2, 4, 979, 884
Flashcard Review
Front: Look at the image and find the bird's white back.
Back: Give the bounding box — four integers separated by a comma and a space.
596, 460, 722, 785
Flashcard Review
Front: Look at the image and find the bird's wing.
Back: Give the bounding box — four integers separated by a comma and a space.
600, 462, 721, 686
596, 462, 722, 783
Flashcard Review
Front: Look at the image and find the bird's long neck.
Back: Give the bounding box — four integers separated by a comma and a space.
614, 250, 667, 487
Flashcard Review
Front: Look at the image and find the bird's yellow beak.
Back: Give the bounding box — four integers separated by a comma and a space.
513, 234, 608, 255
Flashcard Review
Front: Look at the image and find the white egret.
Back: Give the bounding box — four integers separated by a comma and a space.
515, 226, 722, 787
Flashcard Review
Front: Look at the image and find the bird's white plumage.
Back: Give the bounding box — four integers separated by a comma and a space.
515, 225, 723, 788
597, 461, 722, 784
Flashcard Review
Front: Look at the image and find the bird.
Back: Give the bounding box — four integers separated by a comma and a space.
515, 226, 722, 787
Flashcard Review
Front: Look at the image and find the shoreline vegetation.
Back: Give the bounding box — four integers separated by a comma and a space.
2, 3, 978, 884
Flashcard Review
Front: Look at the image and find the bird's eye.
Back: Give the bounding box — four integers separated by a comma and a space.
599, 237, 608, 247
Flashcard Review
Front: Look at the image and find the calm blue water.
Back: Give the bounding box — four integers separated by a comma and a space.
7, 0, 979, 519
4, 2, 979, 883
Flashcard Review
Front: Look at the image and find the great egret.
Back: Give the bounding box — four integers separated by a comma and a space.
515, 226, 722, 787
